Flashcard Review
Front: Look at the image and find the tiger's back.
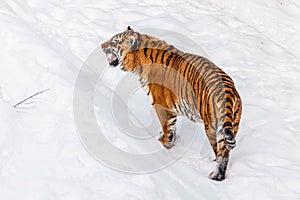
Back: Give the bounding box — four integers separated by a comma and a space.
102, 27, 242, 181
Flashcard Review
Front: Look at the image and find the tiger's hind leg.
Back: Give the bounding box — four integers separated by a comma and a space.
204, 125, 217, 159
209, 128, 233, 181
209, 117, 241, 180
154, 105, 177, 149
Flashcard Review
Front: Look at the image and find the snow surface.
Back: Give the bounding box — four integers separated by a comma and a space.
1, 0, 300, 199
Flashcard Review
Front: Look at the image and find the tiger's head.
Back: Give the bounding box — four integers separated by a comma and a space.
101, 26, 137, 69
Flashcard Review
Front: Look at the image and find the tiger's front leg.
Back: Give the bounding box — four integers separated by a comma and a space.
154, 104, 177, 149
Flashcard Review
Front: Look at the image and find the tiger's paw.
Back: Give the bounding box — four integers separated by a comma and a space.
158, 133, 176, 149
209, 171, 225, 181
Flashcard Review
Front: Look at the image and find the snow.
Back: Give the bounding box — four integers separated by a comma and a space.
1, 0, 300, 199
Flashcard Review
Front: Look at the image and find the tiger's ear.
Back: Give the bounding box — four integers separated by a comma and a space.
127, 26, 134, 31
126, 35, 135, 47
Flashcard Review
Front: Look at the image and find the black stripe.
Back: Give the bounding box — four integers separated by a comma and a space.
220, 113, 232, 120
168, 131, 175, 141
206, 78, 220, 88
225, 97, 234, 105
169, 115, 177, 119
225, 90, 235, 99
183, 55, 198, 77
169, 121, 176, 126
216, 92, 225, 103
223, 122, 232, 128
202, 67, 216, 80
220, 98, 234, 108
144, 48, 148, 57
160, 50, 167, 64
233, 107, 240, 118
166, 53, 173, 66
217, 138, 225, 143
173, 102, 178, 110
225, 105, 232, 110
149, 49, 153, 62
172, 55, 184, 87
182, 62, 189, 77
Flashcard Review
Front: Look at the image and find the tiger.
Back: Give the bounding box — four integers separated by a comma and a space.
101, 26, 242, 181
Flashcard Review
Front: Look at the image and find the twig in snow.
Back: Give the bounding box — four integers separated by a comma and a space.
13, 89, 50, 108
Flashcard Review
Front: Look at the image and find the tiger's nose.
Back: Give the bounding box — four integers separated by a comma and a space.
101, 40, 110, 50
101, 43, 111, 54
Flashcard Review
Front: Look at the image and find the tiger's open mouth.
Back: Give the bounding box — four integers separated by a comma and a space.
106, 52, 119, 67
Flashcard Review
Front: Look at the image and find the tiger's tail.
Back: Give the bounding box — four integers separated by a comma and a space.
220, 92, 242, 150
223, 127, 236, 150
